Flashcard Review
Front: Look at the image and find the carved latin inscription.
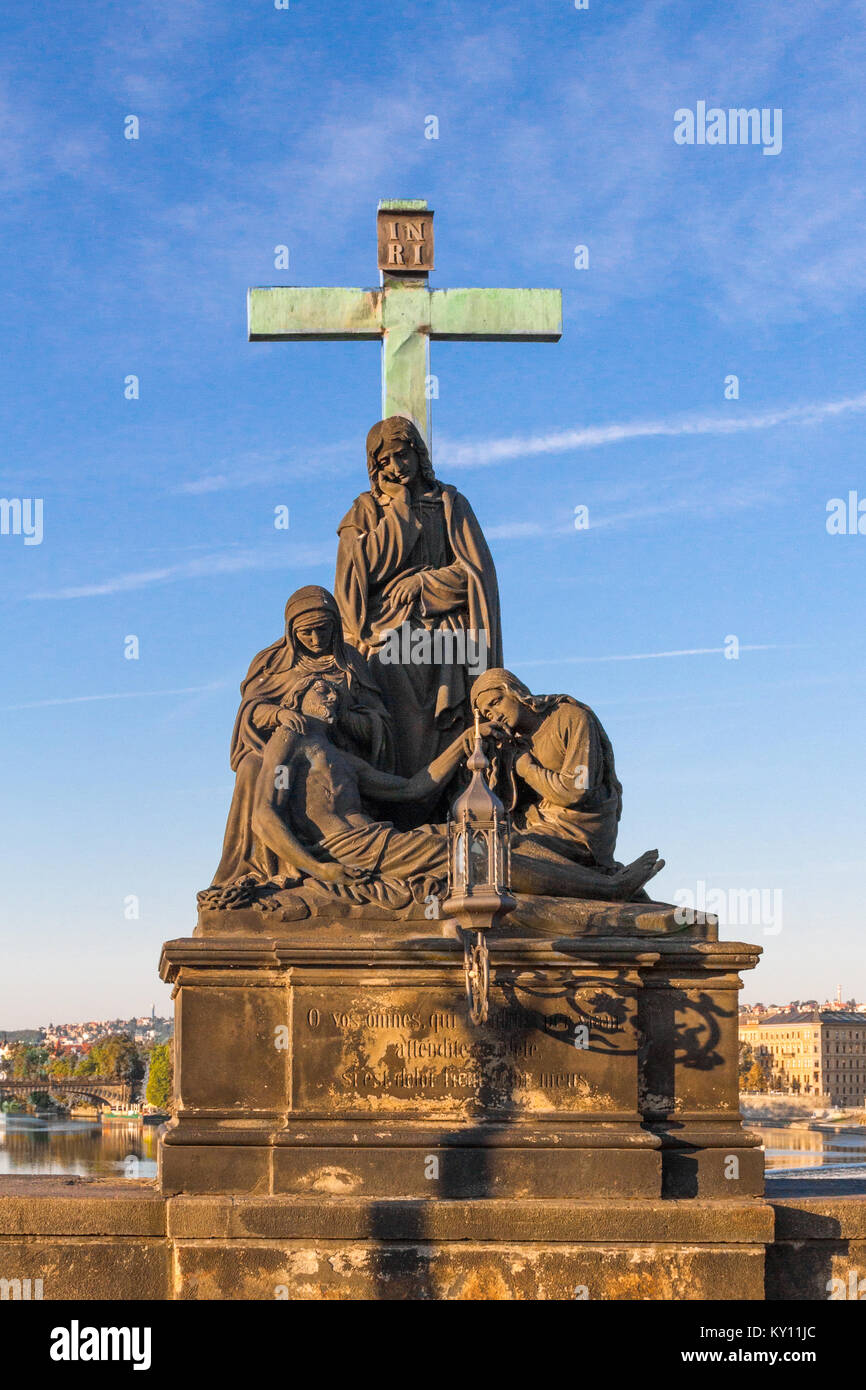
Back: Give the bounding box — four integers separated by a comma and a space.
292, 979, 636, 1117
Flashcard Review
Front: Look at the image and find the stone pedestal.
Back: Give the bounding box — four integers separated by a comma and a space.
156, 905, 766, 1297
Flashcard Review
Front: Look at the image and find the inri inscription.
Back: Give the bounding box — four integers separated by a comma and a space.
376, 208, 435, 273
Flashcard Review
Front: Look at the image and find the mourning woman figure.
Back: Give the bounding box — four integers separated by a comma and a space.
335, 416, 502, 777
212, 585, 391, 885
470, 668, 623, 872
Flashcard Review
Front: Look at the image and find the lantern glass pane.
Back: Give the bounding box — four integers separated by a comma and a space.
469, 830, 487, 887
455, 831, 466, 884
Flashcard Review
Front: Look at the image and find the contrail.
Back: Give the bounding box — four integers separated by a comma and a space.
27, 543, 335, 600
2, 681, 228, 711
519, 644, 786, 666
439, 392, 866, 468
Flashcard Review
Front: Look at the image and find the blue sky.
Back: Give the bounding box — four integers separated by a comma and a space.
1, 0, 864, 1026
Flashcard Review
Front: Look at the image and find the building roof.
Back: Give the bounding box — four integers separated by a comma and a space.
743, 1010, 866, 1028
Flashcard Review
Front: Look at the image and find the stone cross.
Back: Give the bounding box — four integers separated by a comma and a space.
247, 199, 562, 442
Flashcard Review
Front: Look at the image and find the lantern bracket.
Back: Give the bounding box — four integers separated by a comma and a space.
463, 929, 490, 1026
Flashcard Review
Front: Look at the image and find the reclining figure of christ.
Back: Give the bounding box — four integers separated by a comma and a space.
251, 674, 663, 903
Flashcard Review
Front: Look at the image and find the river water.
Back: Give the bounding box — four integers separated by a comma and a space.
754, 1124, 866, 1172
0, 1119, 158, 1180
2, 1118, 865, 1180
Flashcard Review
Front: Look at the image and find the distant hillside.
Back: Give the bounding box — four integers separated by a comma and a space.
0, 1030, 41, 1044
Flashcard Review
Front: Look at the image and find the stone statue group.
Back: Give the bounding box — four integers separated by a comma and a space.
205, 417, 663, 918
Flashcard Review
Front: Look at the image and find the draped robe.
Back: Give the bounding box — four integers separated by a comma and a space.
212, 602, 391, 886
335, 483, 502, 776
509, 698, 623, 869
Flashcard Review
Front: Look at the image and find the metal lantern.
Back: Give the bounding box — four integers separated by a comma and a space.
443, 714, 515, 1024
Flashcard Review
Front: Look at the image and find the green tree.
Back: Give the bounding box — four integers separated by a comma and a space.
47, 1055, 74, 1078
745, 1062, 767, 1093
11, 1045, 49, 1081
88, 1034, 144, 1084
74, 1053, 99, 1077
145, 1044, 173, 1111
738, 1041, 754, 1082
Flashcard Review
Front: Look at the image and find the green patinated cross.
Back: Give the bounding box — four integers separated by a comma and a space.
247, 200, 562, 442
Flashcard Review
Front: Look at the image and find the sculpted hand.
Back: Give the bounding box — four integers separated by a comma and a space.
485, 720, 512, 743
308, 861, 353, 885
252, 703, 281, 731
276, 709, 309, 734
460, 720, 495, 755
379, 475, 412, 505
390, 572, 423, 606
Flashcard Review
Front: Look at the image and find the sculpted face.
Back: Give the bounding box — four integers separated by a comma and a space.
293, 616, 334, 655
378, 435, 420, 488
474, 687, 524, 735
300, 678, 340, 725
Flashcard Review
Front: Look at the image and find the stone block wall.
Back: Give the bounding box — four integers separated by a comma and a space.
3, 1175, 864, 1300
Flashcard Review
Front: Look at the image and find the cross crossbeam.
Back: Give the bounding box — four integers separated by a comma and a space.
248, 201, 562, 441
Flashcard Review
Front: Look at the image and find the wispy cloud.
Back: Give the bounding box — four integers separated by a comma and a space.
171, 441, 356, 496
27, 542, 335, 600
440, 392, 866, 470
520, 643, 789, 667
485, 520, 558, 541
5, 1, 866, 336
1, 681, 228, 712
175, 475, 233, 496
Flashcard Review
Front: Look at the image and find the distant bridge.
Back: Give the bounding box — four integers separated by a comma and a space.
0, 1078, 133, 1109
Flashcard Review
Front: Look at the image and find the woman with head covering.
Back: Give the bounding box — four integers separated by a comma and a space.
211, 585, 392, 885
470, 668, 623, 872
